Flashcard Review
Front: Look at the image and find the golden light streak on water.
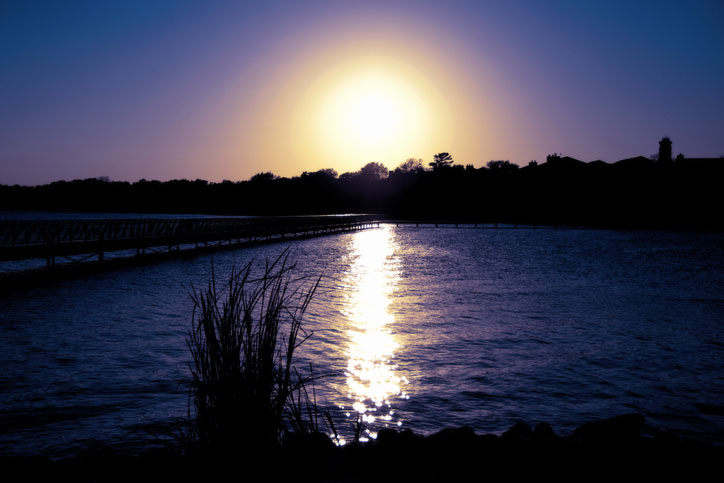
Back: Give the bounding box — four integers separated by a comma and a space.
342, 226, 408, 440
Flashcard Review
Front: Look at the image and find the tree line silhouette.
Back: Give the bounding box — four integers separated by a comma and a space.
1, 149, 722, 229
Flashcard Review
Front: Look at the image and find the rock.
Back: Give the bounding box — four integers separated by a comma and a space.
375, 428, 401, 445
375, 428, 422, 447
572, 413, 645, 445
283, 430, 336, 453
501, 422, 532, 441
533, 422, 557, 441
640, 424, 680, 446
428, 426, 477, 446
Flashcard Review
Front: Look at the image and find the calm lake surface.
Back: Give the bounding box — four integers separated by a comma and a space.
1, 224, 723, 455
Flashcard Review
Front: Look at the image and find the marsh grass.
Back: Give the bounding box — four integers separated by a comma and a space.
183, 250, 325, 457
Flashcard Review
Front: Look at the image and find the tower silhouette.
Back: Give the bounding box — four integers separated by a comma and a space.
658, 136, 672, 163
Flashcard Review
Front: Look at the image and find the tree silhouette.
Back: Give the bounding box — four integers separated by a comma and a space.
429, 152, 453, 170
302, 168, 338, 180
486, 160, 518, 173
250, 172, 277, 182
359, 162, 389, 180
396, 158, 425, 174
3, 138, 723, 230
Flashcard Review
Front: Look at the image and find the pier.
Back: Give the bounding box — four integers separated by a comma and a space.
386, 220, 542, 229
0, 215, 379, 267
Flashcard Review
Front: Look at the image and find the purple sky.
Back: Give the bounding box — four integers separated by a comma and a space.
1, 0, 723, 185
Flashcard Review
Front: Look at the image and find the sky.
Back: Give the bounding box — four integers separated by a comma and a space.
1, 0, 723, 185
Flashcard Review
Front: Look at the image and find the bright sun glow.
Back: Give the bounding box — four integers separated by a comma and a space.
318, 73, 423, 149
232, 38, 488, 178
319, 72, 427, 160
287, 56, 443, 173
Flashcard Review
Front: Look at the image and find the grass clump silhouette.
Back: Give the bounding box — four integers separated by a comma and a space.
183, 251, 322, 459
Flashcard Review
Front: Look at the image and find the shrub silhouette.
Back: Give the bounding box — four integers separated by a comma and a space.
184, 251, 320, 457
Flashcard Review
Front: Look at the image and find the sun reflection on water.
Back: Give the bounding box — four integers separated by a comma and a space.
342, 226, 408, 440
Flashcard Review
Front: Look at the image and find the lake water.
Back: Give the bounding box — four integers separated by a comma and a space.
1, 225, 723, 455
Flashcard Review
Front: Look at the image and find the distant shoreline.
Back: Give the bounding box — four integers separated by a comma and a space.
2, 150, 723, 231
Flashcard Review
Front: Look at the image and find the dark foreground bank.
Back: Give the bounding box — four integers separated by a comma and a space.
2, 414, 722, 482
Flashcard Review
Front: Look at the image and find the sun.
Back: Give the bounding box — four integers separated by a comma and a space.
280, 55, 455, 174
324, 74, 407, 145
311, 65, 432, 167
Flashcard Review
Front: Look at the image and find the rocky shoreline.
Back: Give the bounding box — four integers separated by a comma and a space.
3, 414, 722, 482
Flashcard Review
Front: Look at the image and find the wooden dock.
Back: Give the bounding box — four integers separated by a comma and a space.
0, 215, 379, 267
386, 220, 535, 228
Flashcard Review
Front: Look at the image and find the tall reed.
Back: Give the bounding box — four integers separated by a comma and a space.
185, 251, 320, 456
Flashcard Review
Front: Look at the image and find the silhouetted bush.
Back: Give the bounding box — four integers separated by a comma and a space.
183, 251, 321, 457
